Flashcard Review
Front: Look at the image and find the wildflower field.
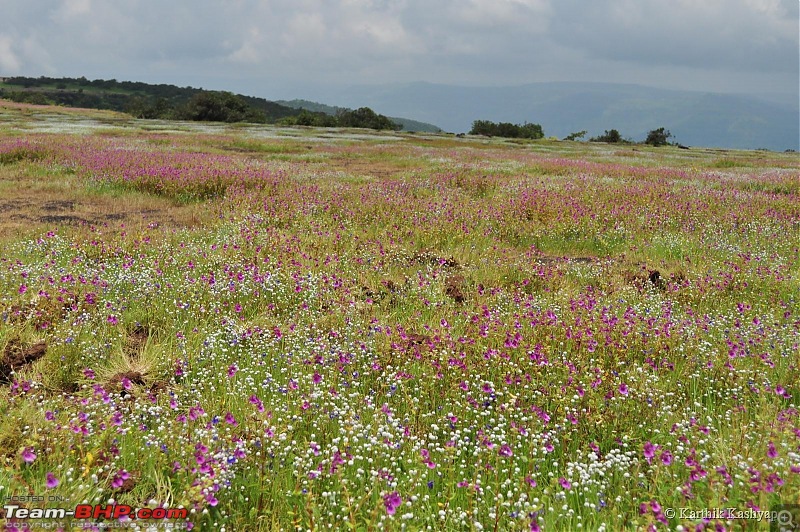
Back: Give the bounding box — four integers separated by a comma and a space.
0, 101, 799, 531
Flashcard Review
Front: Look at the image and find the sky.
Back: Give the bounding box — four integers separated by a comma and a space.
0, 0, 797, 102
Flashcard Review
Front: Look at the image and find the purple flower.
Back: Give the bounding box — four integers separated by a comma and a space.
660, 450, 673, 466
643, 441, 656, 463
619, 383, 629, 396
111, 469, 130, 488
499, 444, 513, 457
224, 412, 237, 425
21, 447, 36, 463
767, 441, 778, 458
558, 477, 572, 490
384, 491, 402, 515
46, 472, 59, 489
248, 395, 264, 412
227, 364, 238, 378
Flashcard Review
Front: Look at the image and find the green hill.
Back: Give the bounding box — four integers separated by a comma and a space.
0, 77, 401, 131
0, 76, 307, 123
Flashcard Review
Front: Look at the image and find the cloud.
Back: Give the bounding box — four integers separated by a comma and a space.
0, 0, 795, 97
548, 0, 798, 73
0, 35, 22, 72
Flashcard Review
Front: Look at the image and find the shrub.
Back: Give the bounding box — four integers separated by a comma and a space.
590, 129, 622, 143
644, 127, 672, 147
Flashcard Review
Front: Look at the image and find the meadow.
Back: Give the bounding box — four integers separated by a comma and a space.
0, 100, 798, 531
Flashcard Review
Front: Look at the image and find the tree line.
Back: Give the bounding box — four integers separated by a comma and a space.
469, 119, 677, 147
0, 76, 399, 130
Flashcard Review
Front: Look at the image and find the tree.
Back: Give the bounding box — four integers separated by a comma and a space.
644, 127, 672, 147
518, 122, 544, 139
178, 91, 264, 123
563, 130, 587, 141
336, 107, 399, 130
469, 120, 544, 139
590, 129, 622, 143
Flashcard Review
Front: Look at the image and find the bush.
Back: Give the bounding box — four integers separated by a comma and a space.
590, 129, 622, 143
177, 91, 266, 123
644, 127, 672, 147
336, 107, 399, 130
469, 120, 544, 139
563, 130, 587, 141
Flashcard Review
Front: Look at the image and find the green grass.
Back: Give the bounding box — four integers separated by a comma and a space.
0, 103, 798, 531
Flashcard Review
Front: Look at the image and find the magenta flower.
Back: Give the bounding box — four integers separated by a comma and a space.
111, 469, 130, 489
21, 447, 36, 463
249, 395, 264, 412
18, 284, 27, 295
618, 383, 629, 396
499, 444, 513, 457
384, 491, 402, 515
227, 364, 238, 378
660, 450, 673, 466
224, 412, 237, 425
559, 477, 572, 490
767, 441, 778, 458
107, 315, 118, 325
643, 441, 656, 463
46, 472, 59, 488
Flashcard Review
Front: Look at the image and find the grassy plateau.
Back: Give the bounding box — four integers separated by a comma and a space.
0, 100, 798, 531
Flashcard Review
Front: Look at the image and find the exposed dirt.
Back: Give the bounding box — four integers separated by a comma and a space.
0, 340, 47, 383
445, 274, 467, 303
0, 169, 208, 240
410, 251, 461, 269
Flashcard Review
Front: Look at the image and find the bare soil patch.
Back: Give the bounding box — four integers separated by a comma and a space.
1, 340, 47, 383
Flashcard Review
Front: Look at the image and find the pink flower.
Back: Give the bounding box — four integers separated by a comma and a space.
249, 395, 264, 412
643, 441, 656, 463
660, 450, 673, 466
46, 472, 59, 489
111, 469, 130, 488
21, 447, 36, 463
558, 477, 571, 490
767, 441, 778, 458
384, 491, 402, 515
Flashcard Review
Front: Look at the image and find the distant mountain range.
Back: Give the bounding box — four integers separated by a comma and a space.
3, 76, 796, 150
301, 81, 799, 151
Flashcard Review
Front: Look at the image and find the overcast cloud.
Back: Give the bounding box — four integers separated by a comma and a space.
0, 0, 797, 99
